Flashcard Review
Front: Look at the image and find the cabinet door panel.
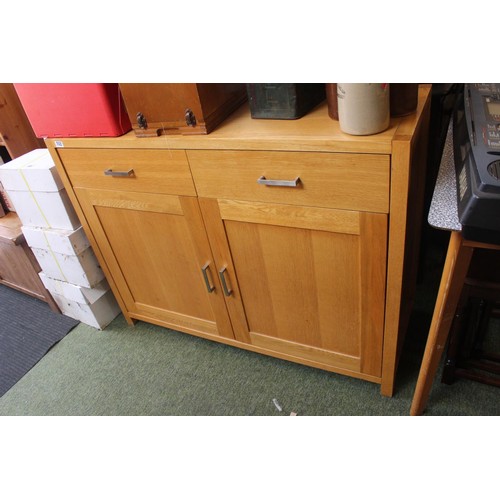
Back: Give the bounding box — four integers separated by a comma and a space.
200, 197, 387, 377
225, 221, 362, 353
75, 188, 233, 339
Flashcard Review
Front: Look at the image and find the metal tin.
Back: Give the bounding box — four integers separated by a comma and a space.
246, 84, 325, 119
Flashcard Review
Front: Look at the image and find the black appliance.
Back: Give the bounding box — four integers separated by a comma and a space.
453, 83, 500, 244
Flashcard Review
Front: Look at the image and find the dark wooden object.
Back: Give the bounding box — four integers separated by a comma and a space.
0, 212, 59, 312
0, 84, 45, 159
119, 83, 247, 137
326, 84, 339, 120
441, 248, 500, 388
390, 84, 419, 117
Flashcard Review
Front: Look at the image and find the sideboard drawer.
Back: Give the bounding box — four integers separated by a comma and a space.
188, 150, 390, 213
58, 148, 196, 196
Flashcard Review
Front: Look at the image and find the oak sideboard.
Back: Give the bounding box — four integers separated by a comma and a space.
46, 85, 431, 396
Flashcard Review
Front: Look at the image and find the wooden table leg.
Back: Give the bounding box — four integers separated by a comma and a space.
410, 231, 474, 415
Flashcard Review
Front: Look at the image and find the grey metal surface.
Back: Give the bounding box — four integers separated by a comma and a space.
428, 120, 462, 231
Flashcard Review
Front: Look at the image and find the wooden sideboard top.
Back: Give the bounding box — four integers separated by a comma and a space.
45, 85, 431, 155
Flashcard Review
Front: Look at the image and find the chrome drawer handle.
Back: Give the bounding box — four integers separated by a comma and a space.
201, 263, 215, 293
104, 169, 135, 177
257, 175, 300, 187
219, 267, 233, 296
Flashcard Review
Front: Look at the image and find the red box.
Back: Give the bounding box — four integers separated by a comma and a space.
13, 83, 132, 138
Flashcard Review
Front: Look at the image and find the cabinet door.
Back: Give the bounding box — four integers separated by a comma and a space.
200, 198, 387, 379
74, 188, 234, 340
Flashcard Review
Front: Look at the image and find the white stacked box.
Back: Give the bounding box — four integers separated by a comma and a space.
39, 273, 121, 330
22, 225, 105, 288
0, 149, 121, 329
0, 149, 80, 230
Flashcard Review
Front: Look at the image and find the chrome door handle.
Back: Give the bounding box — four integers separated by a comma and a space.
201, 263, 215, 293
219, 267, 233, 296
104, 169, 135, 177
257, 175, 300, 187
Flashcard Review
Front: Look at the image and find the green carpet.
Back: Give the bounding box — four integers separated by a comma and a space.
0, 311, 498, 416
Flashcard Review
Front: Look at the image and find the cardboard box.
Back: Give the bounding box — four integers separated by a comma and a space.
22, 225, 104, 287
22, 224, 91, 256
25, 236, 105, 288
6, 189, 80, 230
0, 149, 63, 191
0, 149, 80, 230
40, 273, 121, 330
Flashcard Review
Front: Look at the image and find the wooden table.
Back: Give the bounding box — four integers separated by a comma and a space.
410, 121, 500, 415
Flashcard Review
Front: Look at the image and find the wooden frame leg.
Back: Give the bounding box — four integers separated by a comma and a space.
410, 231, 473, 415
